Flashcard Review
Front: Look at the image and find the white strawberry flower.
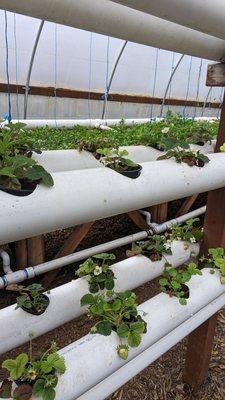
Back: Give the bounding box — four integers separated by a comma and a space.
161, 127, 170, 134
93, 265, 102, 276
164, 243, 171, 250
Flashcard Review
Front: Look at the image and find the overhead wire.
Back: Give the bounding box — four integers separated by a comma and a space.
88, 33, 93, 122
13, 13, 19, 120
54, 23, 58, 127
4, 11, 12, 121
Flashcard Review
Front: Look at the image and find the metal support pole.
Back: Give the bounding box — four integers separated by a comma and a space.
160, 54, 184, 117
102, 40, 128, 119
23, 20, 45, 119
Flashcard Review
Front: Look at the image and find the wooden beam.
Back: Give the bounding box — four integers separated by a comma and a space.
0, 82, 221, 109
42, 221, 94, 288
15, 240, 28, 269
27, 236, 45, 267
175, 194, 198, 218
149, 203, 168, 223
127, 211, 149, 230
184, 314, 218, 388
184, 90, 225, 390
206, 62, 225, 87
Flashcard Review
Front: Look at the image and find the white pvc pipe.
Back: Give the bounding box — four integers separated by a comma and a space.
152, 206, 206, 234
47, 269, 225, 399
0, 154, 224, 245
1, 269, 224, 400
10, 118, 151, 129
79, 289, 225, 400
9, 117, 219, 129
109, 0, 225, 42
0, 241, 198, 355
0, 205, 205, 288
0, 249, 12, 274
1, 0, 225, 61
33, 142, 215, 173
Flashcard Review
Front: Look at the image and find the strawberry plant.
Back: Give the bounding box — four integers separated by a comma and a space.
203, 247, 225, 284
167, 218, 203, 245
76, 253, 116, 293
1, 333, 66, 400
80, 291, 147, 359
126, 234, 172, 261
7, 283, 49, 315
159, 262, 202, 305
96, 148, 142, 178
157, 138, 210, 167
0, 154, 53, 193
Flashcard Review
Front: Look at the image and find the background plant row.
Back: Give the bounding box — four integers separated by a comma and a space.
22, 115, 218, 151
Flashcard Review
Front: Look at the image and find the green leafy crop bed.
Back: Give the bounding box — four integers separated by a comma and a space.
22, 113, 218, 151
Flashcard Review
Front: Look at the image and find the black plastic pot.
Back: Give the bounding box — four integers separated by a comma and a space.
180, 284, 190, 299
21, 294, 50, 316
195, 141, 205, 146
0, 182, 36, 197
118, 164, 142, 179
164, 284, 190, 299
142, 249, 161, 261
150, 144, 165, 152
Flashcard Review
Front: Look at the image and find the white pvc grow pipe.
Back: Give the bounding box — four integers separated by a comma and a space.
1, 0, 225, 61
8, 117, 219, 129
33, 142, 215, 173
9, 118, 151, 129
0, 154, 223, 245
0, 240, 198, 355
1, 269, 224, 400
109, 0, 225, 42
0, 205, 205, 288
79, 288, 225, 400
35, 270, 225, 399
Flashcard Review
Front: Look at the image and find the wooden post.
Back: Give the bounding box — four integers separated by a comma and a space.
184, 65, 225, 389
149, 202, 168, 223
27, 236, 45, 267
15, 240, 28, 269
175, 194, 198, 218
42, 221, 94, 288
127, 211, 149, 230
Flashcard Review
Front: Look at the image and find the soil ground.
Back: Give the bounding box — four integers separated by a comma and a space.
1, 194, 224, 400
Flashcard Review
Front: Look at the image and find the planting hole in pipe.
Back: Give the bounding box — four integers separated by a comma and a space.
96, 148, 142, 179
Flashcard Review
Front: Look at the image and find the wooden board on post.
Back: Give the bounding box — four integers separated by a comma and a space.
206, 62, 225, 87
184, 70, 225, 390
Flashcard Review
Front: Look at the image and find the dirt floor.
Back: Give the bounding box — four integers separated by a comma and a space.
1, 194, 224, 400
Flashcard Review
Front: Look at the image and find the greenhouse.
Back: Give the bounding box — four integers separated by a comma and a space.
0, 1, 225, 399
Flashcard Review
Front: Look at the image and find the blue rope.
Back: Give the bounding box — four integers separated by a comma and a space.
13, 14, 19, 120
88, 33, 93, 121
4, 11, 12, 122
183, 56, 192, 118
54, 24, 58, 128
150, 48, 159, 120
